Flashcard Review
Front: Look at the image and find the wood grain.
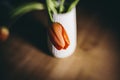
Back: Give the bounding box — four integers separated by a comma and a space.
0, 3, 120, 80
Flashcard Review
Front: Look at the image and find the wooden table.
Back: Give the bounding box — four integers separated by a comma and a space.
0, 1, 120, 80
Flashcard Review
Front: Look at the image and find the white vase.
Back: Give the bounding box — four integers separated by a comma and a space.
48, 7, 77, 58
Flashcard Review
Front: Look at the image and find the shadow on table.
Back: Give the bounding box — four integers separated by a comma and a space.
9, 11, 51, 56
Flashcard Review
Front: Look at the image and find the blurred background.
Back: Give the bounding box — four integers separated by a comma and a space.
0, 0, 120, 80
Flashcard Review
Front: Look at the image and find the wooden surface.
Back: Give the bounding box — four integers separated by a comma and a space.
0, 1, 120, 80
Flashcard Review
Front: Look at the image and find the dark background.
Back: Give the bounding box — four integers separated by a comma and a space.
0, 0, 120, 80
0, 0, 119, 53
0, 0, 120, 36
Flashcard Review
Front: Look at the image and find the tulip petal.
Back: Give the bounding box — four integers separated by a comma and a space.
48, 22, 70, 50
0, 27, 9, 41
48, 28, 63, 50
48, 22, 65, 50
62, 26, 70, 49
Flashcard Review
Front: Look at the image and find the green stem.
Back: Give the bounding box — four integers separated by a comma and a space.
67, 0, 79, 12
48, 8, 54, 22
9, 2, 45, 28
11, 2, 45, 18
59, 0, 65, 13
46, 0, 58, 22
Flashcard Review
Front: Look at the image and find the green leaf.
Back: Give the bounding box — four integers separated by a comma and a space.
46, 0, 57, 14
67, 0, 79, 12
59, 0, 65, 13
11, 2, 45, 18
46, 0, 58, 22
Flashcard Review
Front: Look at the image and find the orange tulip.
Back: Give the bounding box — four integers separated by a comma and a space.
0, 27, 9, 41
48, 22, 70, 50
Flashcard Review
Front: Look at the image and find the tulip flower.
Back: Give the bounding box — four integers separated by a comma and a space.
10, 0, 79, 50
0, 27, 9, 41
48, 22, 70, 50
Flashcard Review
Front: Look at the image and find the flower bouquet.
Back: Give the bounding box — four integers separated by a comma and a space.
0, 0, 79, 58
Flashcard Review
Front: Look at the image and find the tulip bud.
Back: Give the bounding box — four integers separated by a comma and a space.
0, 27, 9, 41
48, 22, 70, 50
